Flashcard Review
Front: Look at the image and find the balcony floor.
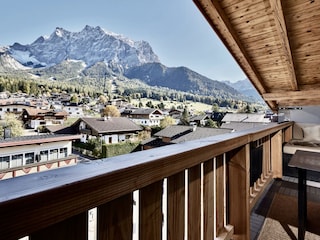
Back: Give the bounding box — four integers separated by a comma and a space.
251, 176, 320, 240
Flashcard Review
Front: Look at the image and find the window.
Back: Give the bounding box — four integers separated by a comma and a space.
59, 148, 68, 158
50, 149, 59, 160
11, 154, 23, 168
0, 156, 10, 169
40, 150, 48, 162
25, 152, 35, 165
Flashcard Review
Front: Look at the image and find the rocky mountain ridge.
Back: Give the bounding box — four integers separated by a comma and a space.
0, 25, 259, 101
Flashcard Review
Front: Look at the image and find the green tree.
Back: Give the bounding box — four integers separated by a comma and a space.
205, 119, 218, 128
212, 103, 220, 112
70, 94, 79, 104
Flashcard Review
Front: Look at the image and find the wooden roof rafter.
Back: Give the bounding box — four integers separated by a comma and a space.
194, 0, 277, 110
269, 0, 298, 91
194, 0, 320, 111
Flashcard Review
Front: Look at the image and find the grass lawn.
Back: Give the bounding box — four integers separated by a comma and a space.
130, 98, 212, 113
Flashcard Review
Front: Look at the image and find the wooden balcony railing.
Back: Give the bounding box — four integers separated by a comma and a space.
0, 122, 292, 240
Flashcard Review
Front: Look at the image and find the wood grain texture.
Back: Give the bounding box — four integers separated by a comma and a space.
188, 164, 201, 240
203, 159, 214, 240
30, 212, 87, 240
271, 130, 283, 178
97, 193, 133, 240
194, 0, 320, 109
139, 180, 163, 240
167, 171, 185, 240
0, 122, 292, 240
228, 144, 250, 240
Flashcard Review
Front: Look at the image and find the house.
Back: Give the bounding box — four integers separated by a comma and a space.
189, 114, 210, 126
0, 133, 81, 180
0, 103, 36, 120
73, 117, 143, 144
220, 113, 271, 132
142, 125, 232, 149
22, 108, 69, 129
62, 104, 84, 117
122, 108, 164, 126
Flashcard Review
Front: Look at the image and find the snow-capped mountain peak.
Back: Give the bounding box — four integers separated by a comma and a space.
6, 25, 160, 69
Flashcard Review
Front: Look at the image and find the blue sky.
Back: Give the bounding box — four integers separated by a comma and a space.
1, 0, 246, 82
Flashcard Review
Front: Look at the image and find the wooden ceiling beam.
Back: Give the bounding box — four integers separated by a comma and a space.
278, 99, 320, 107
269, 0, 298, 91
263, 89, 319, 101
193, 0, 278, 110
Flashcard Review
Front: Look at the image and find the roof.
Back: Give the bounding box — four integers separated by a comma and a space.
155, 125, 232, 143
24, 108, 68, 116
189, 114, 209, 121
0, 134, 81, 148
194, 0, 320, 110
131, 108, 163, 115
79, 117, 143, 134
222, 113, 269, 123
221, 122, 272, 132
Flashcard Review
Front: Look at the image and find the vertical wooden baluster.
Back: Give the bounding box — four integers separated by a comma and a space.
188, 164, 201, 240
97, 193, 133, 240
215, 155, 225, 237
30, 212, 88, 240
203, 158, 214, 240
228, 144, 250, 240
167, 171, 185, 240
263, 136, 271, 177
139, 180, 163, 240
271, 130, 283, 178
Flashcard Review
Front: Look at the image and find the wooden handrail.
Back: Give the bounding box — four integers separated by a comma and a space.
0, 122, 292, 240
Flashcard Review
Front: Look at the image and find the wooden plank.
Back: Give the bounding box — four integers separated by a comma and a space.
269, 0, 298, 90
203, 159, 214, 240
222, 0, 267, 15
193, 0, 270, 106
263, 89, 320, 101
278, 99, 320, 107
30, 212, 88, 240
271, 130, 283, 178
167, 171, 185, 240
284, 126, 293, 143
188, 164, 201, 240
97, 193, 133, 240
228, 144, 250, 240
0, 123, 290, 240
139, 180, 163, 240
215, 155, 225, 236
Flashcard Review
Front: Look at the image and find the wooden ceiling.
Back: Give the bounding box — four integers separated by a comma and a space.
194, 0, 320, 111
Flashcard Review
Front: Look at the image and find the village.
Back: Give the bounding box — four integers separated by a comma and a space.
0, 91, 273, 180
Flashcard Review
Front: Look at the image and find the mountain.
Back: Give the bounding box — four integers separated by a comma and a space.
8, 25, 160, 69
124, 62, 243, 98
0, 25, 254, 101
223, 79, 263, 102
0, 47, 29, 72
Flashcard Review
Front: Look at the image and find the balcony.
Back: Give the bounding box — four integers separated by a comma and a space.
0, 121, 296, 240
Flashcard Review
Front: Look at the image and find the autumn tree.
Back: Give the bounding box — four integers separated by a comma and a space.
160, 116, 175, 129
103, 105, 120, 117
1, 113, 24, 137
99, 95, 108, 104
180, 107, 190, 125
